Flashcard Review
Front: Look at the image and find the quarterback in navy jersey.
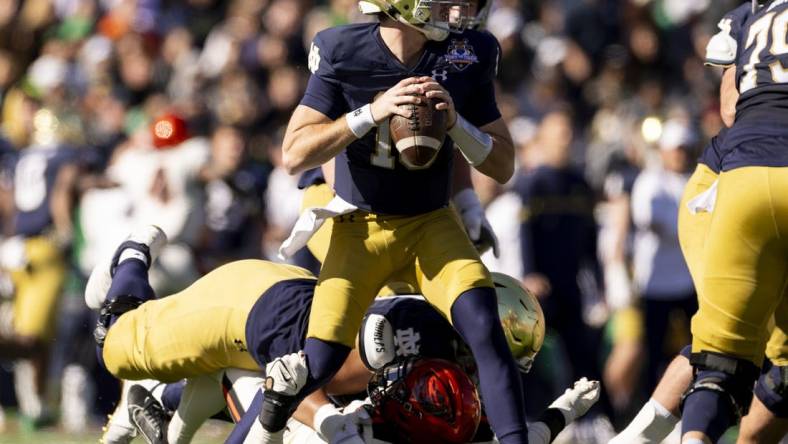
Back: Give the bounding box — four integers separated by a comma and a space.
264, 1, 529, 443
679, 1, 788, 442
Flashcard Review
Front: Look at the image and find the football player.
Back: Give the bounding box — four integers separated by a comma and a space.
88, 225, 597, 444
0, 106, 80, 427
264, 1, 528, 441
613, 2, 788, 442
636, 0, 788, 442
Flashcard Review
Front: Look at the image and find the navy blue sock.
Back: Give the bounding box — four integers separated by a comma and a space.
162, 380, 185, 412
451, 287, 528, 444
225, 390, 263, 444
301, 337, 351, 395
681, 371, 737, 442
107, 259, 154, 305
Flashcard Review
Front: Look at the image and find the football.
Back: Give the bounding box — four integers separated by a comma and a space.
389, 97, 446, 168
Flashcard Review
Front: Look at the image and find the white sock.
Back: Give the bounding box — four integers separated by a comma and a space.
609, 398, 678, 444
684, 440, 706, 444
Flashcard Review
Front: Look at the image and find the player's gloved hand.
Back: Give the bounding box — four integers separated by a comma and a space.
314, 400, 372, 444
548, 377, 601, 424
370, 77, 432, 123
453, 188, 500, 257
265, 351, 308, 395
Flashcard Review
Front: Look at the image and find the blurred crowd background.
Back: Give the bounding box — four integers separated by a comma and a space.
0, 0, 745, 442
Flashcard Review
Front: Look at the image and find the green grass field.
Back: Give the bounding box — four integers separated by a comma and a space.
0, 411, 233, 444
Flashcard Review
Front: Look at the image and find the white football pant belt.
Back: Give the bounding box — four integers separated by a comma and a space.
278, 195, 358, 260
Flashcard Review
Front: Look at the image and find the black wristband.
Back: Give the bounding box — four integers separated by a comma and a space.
259, 391, 297, 432
537, 408, 566, 442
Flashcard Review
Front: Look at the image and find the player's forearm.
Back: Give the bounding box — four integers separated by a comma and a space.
292, 388, 333, 429
476, 136, 515, 184
282, 121, 356, 175
282, 106, 358, 175
452, 118, 514, 184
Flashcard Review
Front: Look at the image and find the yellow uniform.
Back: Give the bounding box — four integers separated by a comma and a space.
103, 260, 316, 382
11, 236, 65, 339
691, 167, 788, 366
307, 207, 492, 348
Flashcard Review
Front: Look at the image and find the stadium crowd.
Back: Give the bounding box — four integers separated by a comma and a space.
0, 0, 751, 442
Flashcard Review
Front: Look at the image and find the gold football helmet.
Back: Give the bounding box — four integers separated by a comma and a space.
492, 272, 546, 373
358, 0, 474, 41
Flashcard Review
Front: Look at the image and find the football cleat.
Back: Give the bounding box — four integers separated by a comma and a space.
101, 381, 139, 444
85, 225, 167, 310
128, 384, 170, 444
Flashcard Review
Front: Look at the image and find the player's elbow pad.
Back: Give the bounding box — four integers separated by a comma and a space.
704, 32, 737, 68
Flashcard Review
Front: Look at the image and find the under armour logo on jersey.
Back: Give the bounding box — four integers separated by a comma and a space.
308, 42, 321, 74
234, 339, 247, 352
432, 69, 448, 82
394, 328, 421, 356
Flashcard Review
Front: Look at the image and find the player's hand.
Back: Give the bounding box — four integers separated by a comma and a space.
548, 377, 601, 424
370, 77, 431, 123
420, 79, 457, 128
453, 188, 500, 257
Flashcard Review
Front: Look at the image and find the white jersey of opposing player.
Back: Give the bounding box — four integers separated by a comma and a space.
107, 138, 209, 245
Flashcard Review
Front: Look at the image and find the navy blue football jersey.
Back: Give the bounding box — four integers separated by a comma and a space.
245, 284, 462, 369
698, 127, 728, 174
718, 1, 788, 169
244, 278, 317, 368
297, 167, 326, 189
302, 23, 501, 215
361, 295, 463, 365
13, 145, 78, 237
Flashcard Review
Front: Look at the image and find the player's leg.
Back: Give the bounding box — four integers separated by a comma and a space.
739, 362, 788, 443
610, 345, 692, 444
677, 163, 718, 290
739, 302, 788, 444
260, 213, 393, 438
10, 236, 66, 426
682, 167, 785, 443
412, 207, 527, 444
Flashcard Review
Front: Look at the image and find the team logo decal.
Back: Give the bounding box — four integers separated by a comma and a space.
444, 39, 478, 71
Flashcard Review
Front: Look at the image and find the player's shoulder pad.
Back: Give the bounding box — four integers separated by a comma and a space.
309, 23, 376, 75
705, 3, 752, 67
359, 312, 396, 371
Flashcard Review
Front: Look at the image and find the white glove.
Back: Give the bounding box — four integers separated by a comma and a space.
265, 351, 308, 395
314, 400, 373, 444
453, 188, 500, 257
548, 377, 601, 424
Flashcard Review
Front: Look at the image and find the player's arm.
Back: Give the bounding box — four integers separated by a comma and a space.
50, 162, 80, 247
720, 66, 739, 128
422, 78, 514, 183
282, 78, 425, 175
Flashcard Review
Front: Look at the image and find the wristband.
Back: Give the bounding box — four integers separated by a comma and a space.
448, 114, 493, 166
345, 104, 377, 138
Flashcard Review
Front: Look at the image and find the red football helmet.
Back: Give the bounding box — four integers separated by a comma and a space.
151, 113, 189, 149
369, 358, 481, 444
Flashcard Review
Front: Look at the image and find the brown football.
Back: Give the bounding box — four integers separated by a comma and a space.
390, 97, 446, 169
